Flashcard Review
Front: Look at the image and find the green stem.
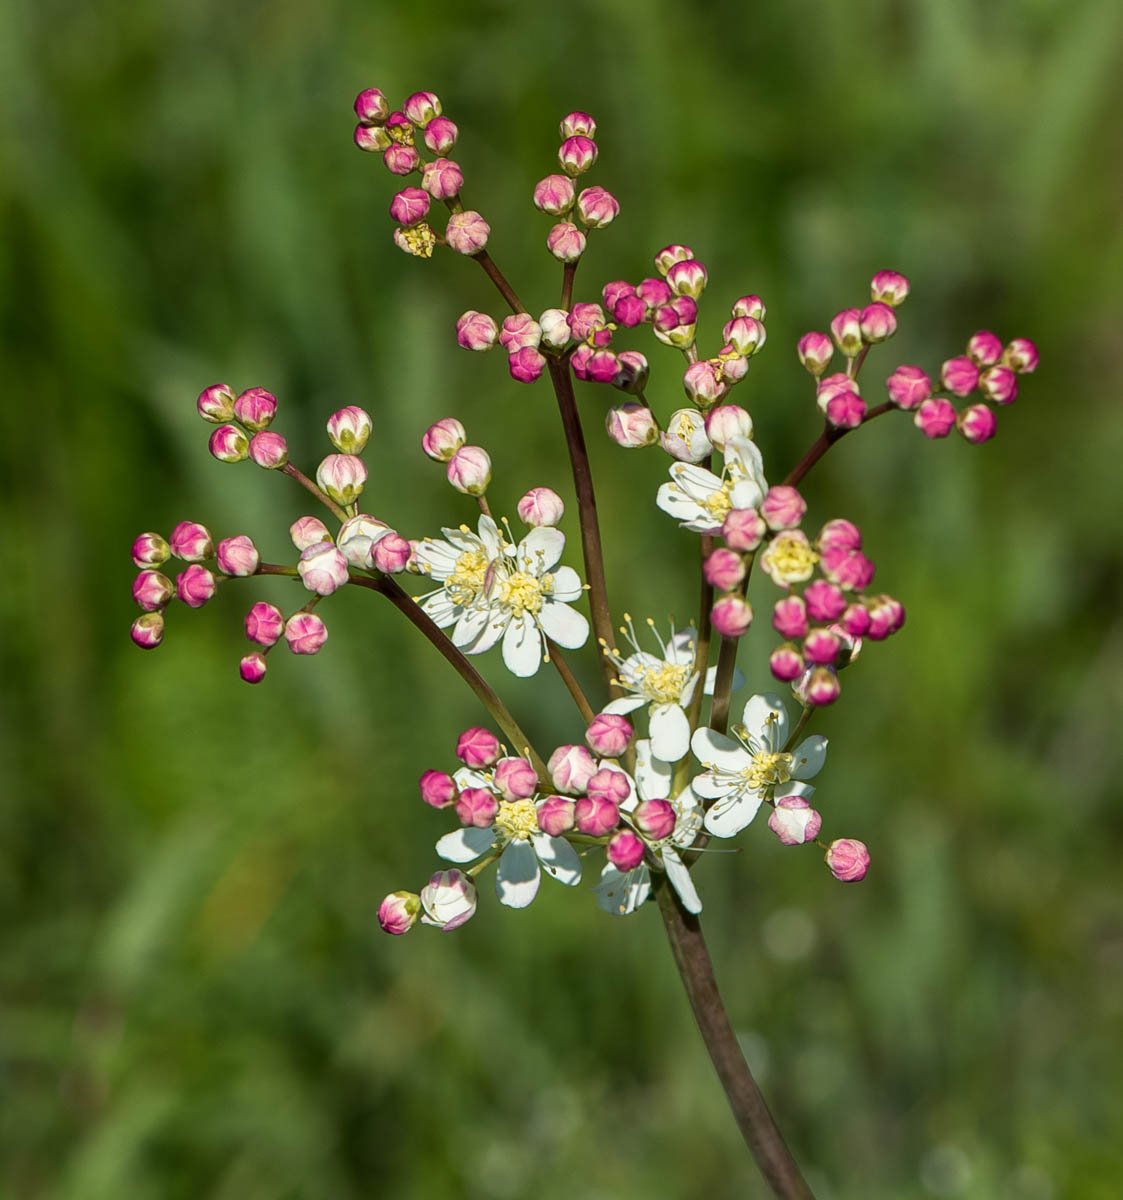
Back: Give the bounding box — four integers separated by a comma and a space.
782, 706, 813, 753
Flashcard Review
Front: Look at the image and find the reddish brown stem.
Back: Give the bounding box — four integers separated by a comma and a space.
782, 402, 894, 489
473, 250, 525, 314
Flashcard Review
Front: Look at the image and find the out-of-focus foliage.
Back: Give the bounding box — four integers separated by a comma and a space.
2, 0, 1122, 1196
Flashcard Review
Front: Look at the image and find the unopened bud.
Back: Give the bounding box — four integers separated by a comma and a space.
216, 534, 260, 577
576, 185, 619, 228
197, 383, 236, 423
978, 366, 1017, 405
711, 594, 753, 638
499, 313, 542, 353
723, 508, 767, 552
761, 486, 807, 531
607, 829, 645, 871
456, 787, 498, 827
403, 90, 441, 125
885, 364, 931, 410
825, 838, 870, 882
770, 643, 804, 681
870, 270, 909, 305
585, 712, 633, 758
354, 88, 389, 125
830, 308, 863, 356
537, 796, 576, 837
327, 406, 372, 454
957, 403, 997, 444
798, 665, 841, 707
169, 520, 214, 562
245, 601, 285, 646
316, 453, 367, 505
574, 794, 620, 837
298, 542, 350, 596
517, 487, 564, 527
176, 564, 216, 608
824, 390, 867, 429
768, 796, 823, 845
239, 652, 267, 684
967, 330, 1003, 366
533, 173, 576, 215
373, 533, 412, 573
803, 580, 847, 622
654, 244, 694, 276
378, 890, 421, 935
704, 548, 746, 591
233, 387, 277, 431
445, 211, 490, 255
547, 221, 586, 262
731, 294, 766, 320
634, 798, 676, 841
133, 569, 173, 611
558, 135, 597, 176
666, 258, 708, 299
772, 595, 809, 640
248, 431, 289, 469
797, 332, 834, 376
284, 612, 328, 655
457, 727, 502, 769
803, 627, 841, 665
209, 424, 249, 462
705, 405, 754, 449
420, 870, 477, 931
422, 157, 464, 200
446, 445, 491, 495
389, 185, 430, 226
722, 316, 765, 356
859, 302, 897, 343
132, 532, 170, 569
940, 355, 979, 396
611, 352, 650, 396
130, 611, 165, 649
423, 117, 458, 156
560, 111, 596, 138
383, 144, 420, 175
1003, 338, 1038, 373
606, 401, 658, 447
914, 397, 958, 438
290, 516, 332, 551
353, 124, 390, 153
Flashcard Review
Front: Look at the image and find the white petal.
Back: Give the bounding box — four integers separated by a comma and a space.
649, 703, 690, 763
741, 693, 788, 747
663, 848, 702, 914
775, 781, 815, 802
603, 695, 647, 716
691, 726, 746, 772
593, 863, 651, 916
728, 477, 765, 511
668, 630, 696, 665
670, 462, 723, 500
634, 739, 673, 800
476, 515, 503, 557
703, 792, 763, 838
703, 664, 745, 696
531, 834, 582, 886
421, 591, 459, 628
451, 605, 489, 647
495, 841, 541, 908
502, 613, 543, 677
452, 767, 489, 789
435, 826, 496, 863
791, 735, 828, 780
539, 601, 589, 650
549, 565, 583, 602
689, 770, 730, 801
519, 526, 564, 572
656, 484, 705, 522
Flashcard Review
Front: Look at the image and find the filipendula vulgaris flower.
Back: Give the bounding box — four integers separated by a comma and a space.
414, 514, 506, 646
691, 693, 828, 838
656, 437, 769, 534
593, 740, 705, 916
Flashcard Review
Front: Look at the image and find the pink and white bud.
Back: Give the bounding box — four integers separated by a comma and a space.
290, 516, 332, 551
914, 397, 958, 439
637, 276, 674, 308
209, 423, 249, 463
284, 612, 328, 655
533, 173, 576, 215
384, 111, 413, 140
653, 296, 698, 348
574, 794, 620, 837
941, 355, 979, 396
130, 612, 165, 649
378, 890, 421, 935
457, 726, 501, 769
612, 350, 650, 394
248, 430, 288, 469
803, 579, 847, 622
498, 313, 542, 353
446, 445, 491, 495
216, 534, 259, 577
606, 292, 639, 329
445, 211, 490, 255
586, 767, 632, 805
403, 90, 441, 126
373, 532, 412, 574
634, 799, 676, 841
197, 383, 236, 423
870, 270, 910, 306
711, 594, 754, 638
772, 595, 809, 640
354, 124, 391, 153
508, 346, 546, 383
585, 712, 633, 758
718, 348, 749, 382
817, 372, 857, 408
558, 135, 597, 176
967, 330, 1003, 366
660, 407, 712, 463
560, 111, 596, 138
704, 548, 747, 591
722, 508, 767, 552
682, 360, 728, 408
132, 532, 170, 569
819, 545, 875, 591
885, 364, 931, 410
493, 756, 538, 801
548, 743, 597, 794
722, 316, 766, 357
768, 795, 823, 846
824, 389, 867, 429
803, 627, 841, 665
705, 405, 754, 449
298, 542, 350, 596
421, 157, 463, 200
825, 838, 869, 882
666, 258, 708, 298
169, 521, 214, 562
602, 280, 634, 310
456, 787, 499, 828
841, 602, 871, 637
422, 117, 459, 156
1003, 338, 1038, 373
326, 406, 372, 455
337, 514, 391, 567
958, 403, 998, 444
232, 386, 278, 431
797, 332, 834, 376
731, 294, 766, 320
978, 365, 1017, 405
818, 518, 862, 552
830, 308, 863, 356
316, 453, 367, 505
859, 302, 897, 343
455, 311, 498, 352
245, 601, 285, 646
538, 308, 572, 351
567, 302, 605, 342
606, 401, 658, 447
654, 245, 694, 276
537, 795, 576, 837
576, 185, 619, 228
770, 643, 804, 681
517, 487, 564, 527
354, 88, 389, 126
799, 665, 841, 707
420, 870, 477, 931
176, 564, 216, 608
239, 652, 267, 684
547, 221, 586, 262
607, 829, 645, 871
761, 486, 807, 531
389, 186, 430, 226
133, 569, 174, 611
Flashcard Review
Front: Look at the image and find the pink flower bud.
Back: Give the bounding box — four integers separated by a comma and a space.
772, 595, 809, 640
978, 365, 1017, 405
682, 360, 727, 408
298, 542, 350, 596
803, 580, 847, 622
403, 90, 441, 125
133, 569, 174, 611
389, 186, 430, 226
967, 330, 1003, 366
768, 795, 823, 846
841, 603, 870, 637
1003, 338, 1038, 373
538, 308, 571, 351
722, 508, 767, 552
824, 389, 867, 429
354, 88, 389, 126
818, 519, 862, 552
830, 308, 863, 356
197, 383, 236, 423
373, 533, 411, 573
770, 643, 804, 681
731, 294, 766, 320
176, 564, 216, 608
245, 601, 285, 646
445, 211, 490, 255
574, 794, 620, 837
585, 712, 633, 758
236, 651, 266, 684
385, 110, 413, 139
606, 401, 658, 447
420, 869, 477, 931
653, 296, 698, 348
130, 612, 165, 649
378, 890, 421, 935
761, 486, 807, 531
284, 612, 328, 655
533, 173, 576, 215
209, 423, 249, 463
499, 313, 542, 352
607, 829, 645, 871
798, 332, 834, 376
611, 349, 650, 393
537, 796, 576, 837
232, 387, 277, 431
132, 532, 170, 568
354, 124, 390, 153
421, 157, 463, 200
576, 185, 619, 228
817, 372, 856, 406
799, 665, 841, 707
859, 302, 897, 343
494, 756, 538, 800
290, 516, 332, 551
326, 406, 372, 455
566, 302, 604, 341
169, 521, 214, 562
870, 270, 909, 305
940, 355, 979, 396
666, 258, 708, 298
608, 293, 642, 327
587, 767, 632, 805
721, 316, 765, 356
803, 627, 841, 665
456, 787, 499, 827
457, 726, 501, 768
455, 311, 498, 352
446, 445, 491, 495
548, 744, 597, 794
885, 364, 931, 410
216, 534, 259, 577
704, 548, 747, 591
547, 221, 586, 262
383, 144, 420, 175
705, 405, 753, 449
423, 117, 458, 155
819, 545, 875, 591
316, 453, 367, 505
957, 403, 997, 444
872, 594, 906, 636
718, 348, 749, 382
517, 487, 564, 527
248, 430, 289, 469
560, 111, 596, 138
654, 244, 694, 276
602, 280, 634, 309
558, 135, 597, 176
420, 420, 467, 468
711, 594, 754, 638
825, 838, 870, 881
914, 397, 958, 438
634, 799, 676, 841
636, 276, 673, 308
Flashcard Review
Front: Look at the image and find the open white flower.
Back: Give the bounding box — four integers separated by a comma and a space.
691, 693, 827, 838
656, 437, 768, 534
415, 515, 506, 646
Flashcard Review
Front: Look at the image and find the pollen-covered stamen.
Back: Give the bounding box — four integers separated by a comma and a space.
639, 661, 691, 704
701, 483, 734, 522
445, 546, 489, 606
396, 223, 436, 258
498, 569, 547, 615
493, 798, 540, 843
730, 717, 794, 789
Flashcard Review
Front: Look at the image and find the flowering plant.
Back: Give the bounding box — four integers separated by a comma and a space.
128, 86, 1037, 1198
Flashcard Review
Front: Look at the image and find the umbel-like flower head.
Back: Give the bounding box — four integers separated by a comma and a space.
657, 438, 768, 534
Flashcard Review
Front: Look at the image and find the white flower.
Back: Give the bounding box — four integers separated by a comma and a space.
594, 740, 705, 916
656, 437, 768, 534
414, 515, 505, 646
419, 870, 478, 931
690, 693, 828, 838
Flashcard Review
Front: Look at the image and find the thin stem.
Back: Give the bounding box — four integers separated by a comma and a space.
546, 640, 596, 726
477, 495, 493, 519
254, 562, 300, 577
707, 553, 755, 736
846, 345, 870, 380
561, 261, 577, 309
281, 463, 349, 523
686, 533, 715, 734
654, 879, 815, 1199
781, 402, 893, 489
782, 705, 813, 753
473, 250, 526, 314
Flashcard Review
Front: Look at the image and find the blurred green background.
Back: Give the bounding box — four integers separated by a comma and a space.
2, 0, 1122, 1196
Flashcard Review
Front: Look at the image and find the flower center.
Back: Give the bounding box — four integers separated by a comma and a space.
701, 482, 733, 522
762, 533, 818, 583
498, 569, 551, 616
398, 224, 435, 258
494, 798, 539, 842
639, 661, 690, 705
447, 546, 488, 606
741, 750, 793, 791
